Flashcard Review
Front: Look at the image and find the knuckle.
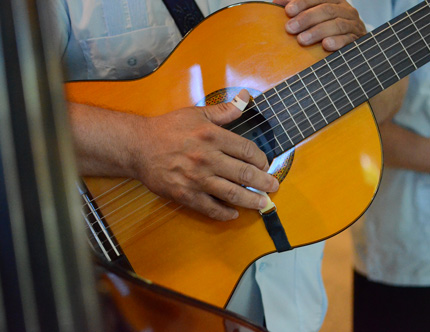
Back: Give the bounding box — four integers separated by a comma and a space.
334, 18, 348, 34
239, 164, 253, 184
322, 3, 336, 18
241, 139, 257, 160
173, 187, 194, 204
195, 125, 216, 142
207, 207, 224, 220
226, 186, 240, 204
188, 151, 208, 167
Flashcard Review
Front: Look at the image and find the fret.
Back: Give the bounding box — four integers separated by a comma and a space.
389, 21, 418, 70
288, 77, 318, 137
367, 31, 400, 88
355, 40, 385, 92
274, 81, 305, 145
262, 91, 285, 152
314, 59, 351, 116
273, 86, 294, 148
310, 64, 341, 120
339, 48, 369, 101
297, 69, 328, 131
407, 11, 430, 53
324, 57, 355, 113
263, 88, 296, 151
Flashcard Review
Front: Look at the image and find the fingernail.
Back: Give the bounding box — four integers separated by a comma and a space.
259, 197, 268, 210
287, 19, 300, 33
298, 31, 311, 44
231, 95, 248, 112
286, 3, 298, 16
232, 211, 239, 219
325, 38, 335, 50
271, 178, 279, 191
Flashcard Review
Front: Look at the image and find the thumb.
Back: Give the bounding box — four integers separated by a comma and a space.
202, 89, 250, 126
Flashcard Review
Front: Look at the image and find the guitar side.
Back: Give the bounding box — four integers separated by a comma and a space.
66, 3, 382, 307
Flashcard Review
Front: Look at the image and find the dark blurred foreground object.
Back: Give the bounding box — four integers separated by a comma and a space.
0, 0, 266, 331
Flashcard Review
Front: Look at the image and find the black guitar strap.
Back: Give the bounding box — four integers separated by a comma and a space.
162, 0, 205, 36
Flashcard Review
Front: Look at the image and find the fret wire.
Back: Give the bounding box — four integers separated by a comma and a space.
370, 30, 401, 80
298, 71, 328, 124
339, 49, 369, 100
310, 66, 341, 117
287, 81, 314, 134
231, 6, 430, 137
407, 11, 430, 52
324, 58, 354, 109
356, 41, 385, 90
273, 86, 294, 146
283, 81, 305, 139
262, 92, 285, 151
253, 96, 285, 151
388, 21, 418, 70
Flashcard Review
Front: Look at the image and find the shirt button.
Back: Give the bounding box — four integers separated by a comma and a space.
127, 57, 137, 66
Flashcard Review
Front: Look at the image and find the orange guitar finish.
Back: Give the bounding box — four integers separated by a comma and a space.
66, 3, 382, 308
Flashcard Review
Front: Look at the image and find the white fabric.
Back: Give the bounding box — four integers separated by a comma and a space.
49, 1, 328, 331
349, 0, 430, 286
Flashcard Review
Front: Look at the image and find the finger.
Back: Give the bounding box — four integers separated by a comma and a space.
322, 33, 358, 51
285, 0, 339, 17
273, 0, 291, 6
204, 176, 270, 211
213, 155, 279, 193
218, 129, 270, 171
286, 3, 358, 35
295, 18, 363, 46
203, 89, 250, 126
179, 190, 240, 221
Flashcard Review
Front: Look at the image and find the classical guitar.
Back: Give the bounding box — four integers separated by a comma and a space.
67, 1, 430, 308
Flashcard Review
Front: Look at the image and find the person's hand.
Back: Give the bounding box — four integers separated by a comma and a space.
133, 90, 279, 221
273, 0, 366, 51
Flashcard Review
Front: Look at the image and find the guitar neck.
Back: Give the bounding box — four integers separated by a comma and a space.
253, 0, 430, 157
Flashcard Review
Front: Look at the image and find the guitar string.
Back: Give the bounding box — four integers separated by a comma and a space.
86, 9, 430, 240
94, 44, 430, 250
83, 5, 427, 239
93, 35, 430, 249
82, 3, 429, 208
84, 13, 430, 225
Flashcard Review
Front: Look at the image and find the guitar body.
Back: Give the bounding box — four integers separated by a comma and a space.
66, 3, 382, 307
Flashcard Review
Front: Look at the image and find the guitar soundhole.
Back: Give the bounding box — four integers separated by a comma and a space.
196, 87, 277, 163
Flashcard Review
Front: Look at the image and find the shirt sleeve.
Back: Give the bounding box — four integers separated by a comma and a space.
38, 0, 71, 59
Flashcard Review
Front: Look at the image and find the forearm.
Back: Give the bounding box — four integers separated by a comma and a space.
68, 102, 143, 179
369, 77, 409, 125
380, 120, 430, 173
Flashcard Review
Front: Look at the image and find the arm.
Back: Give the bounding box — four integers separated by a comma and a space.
378, 118, 430, 173
69, 90, 279, 221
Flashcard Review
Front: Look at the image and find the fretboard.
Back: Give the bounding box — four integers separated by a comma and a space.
250, 0, 430, 157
